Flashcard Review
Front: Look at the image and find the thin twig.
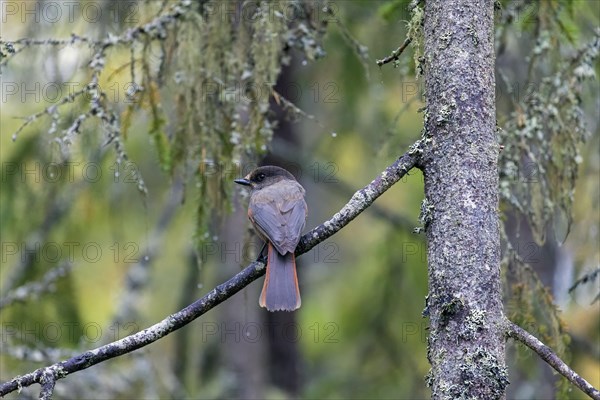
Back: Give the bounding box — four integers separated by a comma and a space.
0, 145, 421, 397
376, 37, 412, 67
568, 267, 600, 295
272, 89, 326, 129
326, 6, 370, 79
4, 0, 194, 142
507, 321, 600, 400
0, 262, 73, 310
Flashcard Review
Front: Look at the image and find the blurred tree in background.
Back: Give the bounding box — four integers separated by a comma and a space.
0, 0, 598, 399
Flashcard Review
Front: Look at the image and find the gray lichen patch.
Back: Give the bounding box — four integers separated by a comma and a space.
459, 308, 487, 340
418, 198, 435, 230
498, 29, 600, 244
439, 32, 453, 49
436, 98, 457, 126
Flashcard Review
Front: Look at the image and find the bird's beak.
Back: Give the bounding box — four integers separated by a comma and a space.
234, 178, 252, 187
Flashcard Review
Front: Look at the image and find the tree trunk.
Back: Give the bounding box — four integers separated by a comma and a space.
421, 1, 508, 398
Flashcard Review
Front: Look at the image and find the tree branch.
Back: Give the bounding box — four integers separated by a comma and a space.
0, 145, 422, 397
506, 321, 600, 400
38, 370, 55, 400
0, 262, 73, 310
376, 37, 412, 67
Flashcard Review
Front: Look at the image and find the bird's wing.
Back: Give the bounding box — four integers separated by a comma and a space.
249, 184, 307, 255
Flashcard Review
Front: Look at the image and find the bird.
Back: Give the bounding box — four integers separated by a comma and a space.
235, 166, 307, 311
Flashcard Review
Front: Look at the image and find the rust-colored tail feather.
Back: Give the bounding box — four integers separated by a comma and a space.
259, 243, 301, 311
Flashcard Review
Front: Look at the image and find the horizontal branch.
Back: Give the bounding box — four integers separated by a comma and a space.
507, 321, 600, 400
0, 145, 421, 397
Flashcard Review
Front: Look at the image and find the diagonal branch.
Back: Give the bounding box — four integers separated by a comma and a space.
0, 144, 422, 397
376, 38, 412, 67
506, 321, 600, 400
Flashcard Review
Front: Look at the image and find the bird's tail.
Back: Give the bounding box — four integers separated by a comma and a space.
259, 243, 301, 311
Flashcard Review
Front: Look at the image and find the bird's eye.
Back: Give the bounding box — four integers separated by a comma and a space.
256, 173, 266, 182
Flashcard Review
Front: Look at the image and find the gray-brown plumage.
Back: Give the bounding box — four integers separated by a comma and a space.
235, 166, 307, 311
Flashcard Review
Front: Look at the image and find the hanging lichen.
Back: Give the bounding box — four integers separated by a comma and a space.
498, 22, 599, 245
496, 4, 599, 396
408, 4, 425, 78
160, 1, 327, 250
1, 0, 328, 256
502, 243, 572, 397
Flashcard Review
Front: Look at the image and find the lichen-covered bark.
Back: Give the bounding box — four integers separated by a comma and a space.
421, 1, 508, 399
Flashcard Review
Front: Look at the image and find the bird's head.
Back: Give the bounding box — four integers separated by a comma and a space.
234, 166, 297, 190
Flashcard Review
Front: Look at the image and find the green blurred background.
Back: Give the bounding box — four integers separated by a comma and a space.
1, 1, 598, 399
